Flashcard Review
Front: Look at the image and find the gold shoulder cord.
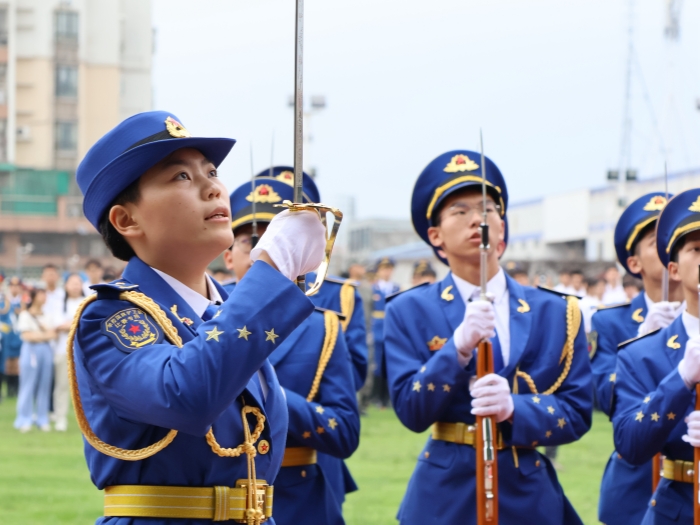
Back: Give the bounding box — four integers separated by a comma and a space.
67, 291, 265, 463
306, 311, 339, 402
339, 282, 354, 332
516, 296, 581, 396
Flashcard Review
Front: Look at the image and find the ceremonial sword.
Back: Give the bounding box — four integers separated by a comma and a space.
250, 143, 258, 248
475, 130, 499, 524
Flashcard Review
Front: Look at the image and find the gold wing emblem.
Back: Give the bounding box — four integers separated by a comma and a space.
441, 285, 454, 302
516, 299, 530, 313
631, 308, 644, 323
667, 335, 680, 350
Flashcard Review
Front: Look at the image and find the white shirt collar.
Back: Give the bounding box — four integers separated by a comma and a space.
682, 310, 699, 338
643, 292, 686, 316
451, 267, 507, 305
151, 268, 223, 318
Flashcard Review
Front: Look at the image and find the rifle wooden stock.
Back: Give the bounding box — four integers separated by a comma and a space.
695, 383, 700, 525
476, 339, 498, 524
652, 453, 660, 491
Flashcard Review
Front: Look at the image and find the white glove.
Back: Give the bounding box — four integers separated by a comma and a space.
250, 209, 326, 281
638, 301, 681, 336
470, 373, 514, 423
454, 300, 495, 367
682, 411, 700, 447
678, 336, 700, 389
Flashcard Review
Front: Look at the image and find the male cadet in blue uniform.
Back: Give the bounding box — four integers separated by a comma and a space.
252, 166, 368, 393
592, 192, 683, 525
613, 187, 700, 524
70, 111, 327, 525
370, 257, 400, 408
384, 150, 593, 525
227, 176, 360, 525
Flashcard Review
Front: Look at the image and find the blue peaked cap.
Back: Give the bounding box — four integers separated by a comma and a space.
656, 188, 700, 268
77, 111, 235, 229
411, 150, 508, 265
613, 192, 670, 278
229, 173, 319, 231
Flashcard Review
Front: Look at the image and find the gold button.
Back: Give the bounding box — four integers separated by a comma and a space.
257, 440, 270, 455
424, 452, 430, 458
650, 499, 656, 507
535, 460, 541, 467
301, 470, 306, 478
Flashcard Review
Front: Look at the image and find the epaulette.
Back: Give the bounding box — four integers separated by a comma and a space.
596, 302, 630, 311
537, 286, 581, 299
386, 282, 429, 303
90, 280, 139, 293
314, 306, 347, 322
324, 276, 358, 287
617, 328, 660, 350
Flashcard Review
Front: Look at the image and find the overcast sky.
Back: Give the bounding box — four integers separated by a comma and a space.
151, 0, 700, 220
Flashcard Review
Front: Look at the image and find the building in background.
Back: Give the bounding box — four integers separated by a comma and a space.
0, 0, 152, 276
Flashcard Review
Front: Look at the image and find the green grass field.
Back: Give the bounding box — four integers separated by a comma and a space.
0, 397, 611, 524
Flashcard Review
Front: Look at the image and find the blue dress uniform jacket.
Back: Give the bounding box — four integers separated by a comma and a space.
73, 257, 314, 524
590, 292, 651, 525
371, 281, 400, 378
270, 310, 360, 525
385, 273, 592, 525
306, 273, 366, 506
613, 315, 695, 524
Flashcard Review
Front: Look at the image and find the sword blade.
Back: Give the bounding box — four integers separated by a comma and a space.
293, 0, 304, 204
662, 162, 669, 301
479, 129, 489, 300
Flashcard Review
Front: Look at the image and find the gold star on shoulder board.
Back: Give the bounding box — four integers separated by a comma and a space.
316, 426, 325, 434
609, 373, 616, 383
413, 381, 421, 392
545, 430, 552, 438
532, 396, 541, 404
635, 411, 644, 422
328, 418, 338, 430
547, 406, 555, 414
651, 412, 660, 422
442, 384, 451, 392
315, 406, 325, 414
205, 326, 224, 342
557, 418, 566, 429
237, 326, 251, 340
643, 396, 651, 404
667, 412, 676, 420
427, 383, 435, 391
265, 328, 279, 343
303, 431, 311, 439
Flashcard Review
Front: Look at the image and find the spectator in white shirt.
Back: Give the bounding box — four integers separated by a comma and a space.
554, 271, 572, 294
82, 259, 105, 295
602, 265, 628, 305
570, 269, 586, 297
41, 264, 65, 319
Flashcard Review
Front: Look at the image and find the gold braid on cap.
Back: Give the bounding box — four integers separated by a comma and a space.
68, 290, 265, 463
306, 311, 339, 402
516, 296, 581, 396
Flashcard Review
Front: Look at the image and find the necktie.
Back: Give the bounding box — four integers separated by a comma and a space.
201, 303, 220, 322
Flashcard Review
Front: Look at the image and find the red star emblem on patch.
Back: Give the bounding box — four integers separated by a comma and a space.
260, 443, 268, 452
128, 324, 141, 334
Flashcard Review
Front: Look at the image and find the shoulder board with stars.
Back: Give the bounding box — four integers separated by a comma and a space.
617, 328, 660, 350
386, 282, 429, 303
91, 281, 139, 293
324, 276, 358, 287
314, 306, 347, 322
596, 302, 631, 311
101, 307, 164, 353
536, 286, 581, 299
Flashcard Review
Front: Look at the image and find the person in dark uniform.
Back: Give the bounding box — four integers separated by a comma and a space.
69, 111, 326, 524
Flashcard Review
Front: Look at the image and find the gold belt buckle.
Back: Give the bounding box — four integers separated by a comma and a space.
234, 480, 272, 523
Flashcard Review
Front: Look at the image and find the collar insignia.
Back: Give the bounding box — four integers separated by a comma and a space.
427, 335, 447, 351
170, 305, 194, 326
246, 184, 282, 203
642, 195, 667, 211
516, 298, 530, 313
444, 154, 479, 173
274, 171, 295, 186
689, 197, 700, 213
165, 116, 191, 138
631, 308, 644, 323
441, 285, 454, 302
667, 335, 680, 349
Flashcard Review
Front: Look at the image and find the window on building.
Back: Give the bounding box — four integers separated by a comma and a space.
55, 65, 78, 97
55, 121, 77, 151
55, 11, 79, 40
0, 8, 8, 45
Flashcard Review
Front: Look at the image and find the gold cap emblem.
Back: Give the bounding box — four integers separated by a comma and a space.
689, 197, 700, 213
444, 154, 479, 173
642, 195, 667, 211
274, 171, 295, 186
246, 184, 282, 203
164, 116, 191, 138
427, 335, 447, 351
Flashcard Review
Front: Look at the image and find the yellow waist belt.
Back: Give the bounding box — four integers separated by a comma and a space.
104, 482, 272, 522
432, 421, 505, 450
662, 458, 695, 484
281, 447, 317, 467
371, 311, 385, 319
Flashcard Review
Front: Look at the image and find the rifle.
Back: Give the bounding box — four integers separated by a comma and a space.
475, 130, 498, 524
